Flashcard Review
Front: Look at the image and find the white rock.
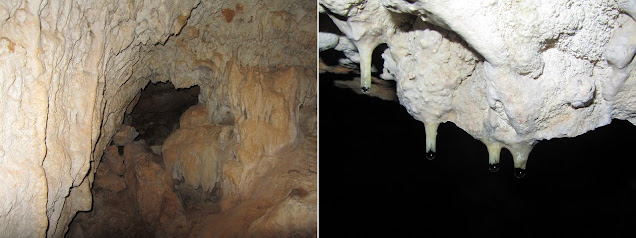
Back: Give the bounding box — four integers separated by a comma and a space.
321, 0, 636, 171
150, 145, 162, 155
319, 32, 340, 51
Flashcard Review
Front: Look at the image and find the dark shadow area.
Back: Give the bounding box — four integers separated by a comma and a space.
319, 12, 343, 38
319, 48, 348, 67
319, 72, 636, 237
126, 81, 200, 146
371, 43, 388, 76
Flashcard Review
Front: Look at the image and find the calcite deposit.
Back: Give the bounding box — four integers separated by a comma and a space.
320, 0, 636, 176
0, 0, 316, 237
162, 105, 235, 194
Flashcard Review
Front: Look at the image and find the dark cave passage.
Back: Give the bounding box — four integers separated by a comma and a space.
67, 81, 209, 238
125, 81, 200, 147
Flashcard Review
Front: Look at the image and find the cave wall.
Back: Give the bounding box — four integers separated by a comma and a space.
0, 0, 316, 237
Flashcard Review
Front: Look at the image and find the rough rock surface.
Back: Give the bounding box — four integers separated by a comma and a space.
320, 0, 636, 171
162, 105, 235, 194
188, 136, 317, 238
67, 140, 187, 238
112, 125, 139, 146
0, 0, 316, 237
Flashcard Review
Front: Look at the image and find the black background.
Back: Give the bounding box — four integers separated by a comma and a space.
319, 73, 636, 237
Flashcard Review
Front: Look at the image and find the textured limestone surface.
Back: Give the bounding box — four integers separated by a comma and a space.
320, 0, 636, 173
68, 140, 187, 238
112, 125, 139, 146
162, 105, 235, 194
0, 0, 316, 237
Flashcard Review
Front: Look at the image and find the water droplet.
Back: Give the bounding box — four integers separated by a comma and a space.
489, 163, 499, 172
361, 86, 370, 93
514, 168, 526, 178
426, 150, 435, 160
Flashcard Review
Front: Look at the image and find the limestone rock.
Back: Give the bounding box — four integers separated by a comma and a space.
70, 140, 187, 238
320, 0, 636, 171
246, 192, 318, 238
125, 144, 187, 236
150, 145, 163, 155
112, 125, 140, 146
189, 138, 317, 238
102, 145, 126, 176
94, 173, 126, 193
162, 105, 235, 194
179, 104, 210, 128
0, 0, 315, 236
67, 192, 152, 238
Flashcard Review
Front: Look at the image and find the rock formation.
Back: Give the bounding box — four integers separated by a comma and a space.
68, 140, 188, 238
0, 0, 316, 237
320, 0, 636, 176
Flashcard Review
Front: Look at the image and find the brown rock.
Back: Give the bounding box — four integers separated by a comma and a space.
125, 141, 187, 236
246, 193, 317, 238
162, 106, 236, 194
158, 189, 188, 237
94, 173, 126, 193
184, 26, 200, 39
134, 156, 166, 223
102, 145, 126, 176
112, 125, 139, 146
189, 136, 317, 237
179, 104, 209, 128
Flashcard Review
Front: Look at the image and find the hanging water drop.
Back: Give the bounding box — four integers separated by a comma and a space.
424, 122, 439, 161
426, 150, 436, 160
361, 86, 370, 93
514, 168, 526, 178
508, 142, 535, 179
483, 140, 503, 173
488, 163, 499, 172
